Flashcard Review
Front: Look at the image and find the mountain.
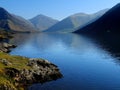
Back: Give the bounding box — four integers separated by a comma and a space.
0, 7, 36, 32
74, 3, 120, 37
74, 3, 120, 59
45, 9, 108, 33
29, 14, 59, 31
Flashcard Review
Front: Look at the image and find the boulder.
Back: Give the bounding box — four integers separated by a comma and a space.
0, 42, 16, 53
0, 58, 12, 66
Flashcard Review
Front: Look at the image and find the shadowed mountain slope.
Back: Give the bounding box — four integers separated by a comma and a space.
74, 3, 120, 36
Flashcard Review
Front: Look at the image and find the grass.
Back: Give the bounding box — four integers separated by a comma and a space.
0, 52, 33, 90
0, 75, 17, 90
0, 52, 31, 69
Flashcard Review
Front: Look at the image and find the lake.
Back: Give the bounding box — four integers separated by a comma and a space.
10, 33, 120, 90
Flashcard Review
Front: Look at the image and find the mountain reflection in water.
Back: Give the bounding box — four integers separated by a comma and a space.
10, 33, 120, 90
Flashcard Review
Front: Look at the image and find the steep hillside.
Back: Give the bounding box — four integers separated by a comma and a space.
74, 4, 120, 36
0, 7, 36, 32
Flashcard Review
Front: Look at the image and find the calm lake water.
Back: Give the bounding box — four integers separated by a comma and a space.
10, 33, 120, 90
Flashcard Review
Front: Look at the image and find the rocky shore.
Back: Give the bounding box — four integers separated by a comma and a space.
0, 33, 63, 90
0, 51, 63, 90
0, 42, 16, 53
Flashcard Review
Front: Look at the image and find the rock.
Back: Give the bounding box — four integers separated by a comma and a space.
0, 42, 62, 89
0, 58, 12, 66
0, 42, 17, 53
2, 42, 16, 48
5, 68, 20, 78
4, 58, 63, 88
0, 84, 16, 90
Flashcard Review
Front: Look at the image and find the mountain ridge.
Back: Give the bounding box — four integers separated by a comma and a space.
74, 3, 120, 36
0, 7, 37, 32
45, 8, 109, 33
29, 14, 59, 31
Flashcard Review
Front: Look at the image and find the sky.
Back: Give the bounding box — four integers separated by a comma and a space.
0, 0, 119, 20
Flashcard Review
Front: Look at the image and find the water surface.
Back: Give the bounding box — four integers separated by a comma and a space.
10, 33, 120, 90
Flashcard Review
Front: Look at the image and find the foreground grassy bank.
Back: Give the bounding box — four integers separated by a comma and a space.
0, 52, 63, 90
0, 52, 30, 90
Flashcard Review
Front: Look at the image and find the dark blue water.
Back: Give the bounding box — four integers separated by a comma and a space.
10, 33, 120, 90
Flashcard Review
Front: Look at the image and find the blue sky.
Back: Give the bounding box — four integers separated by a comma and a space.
0, 0, 119, 20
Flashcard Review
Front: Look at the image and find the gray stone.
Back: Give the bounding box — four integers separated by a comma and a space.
5, 58, 63, 87
0, 58, 12, 66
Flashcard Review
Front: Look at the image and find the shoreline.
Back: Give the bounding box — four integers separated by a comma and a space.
0, 35, 63, 90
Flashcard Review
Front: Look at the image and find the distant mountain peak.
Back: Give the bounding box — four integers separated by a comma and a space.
29, 14, 59, 31
71, 13, 89, 16
32, 14, 58, 21
36, 14, 48, 17
35, 14, 47, 18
